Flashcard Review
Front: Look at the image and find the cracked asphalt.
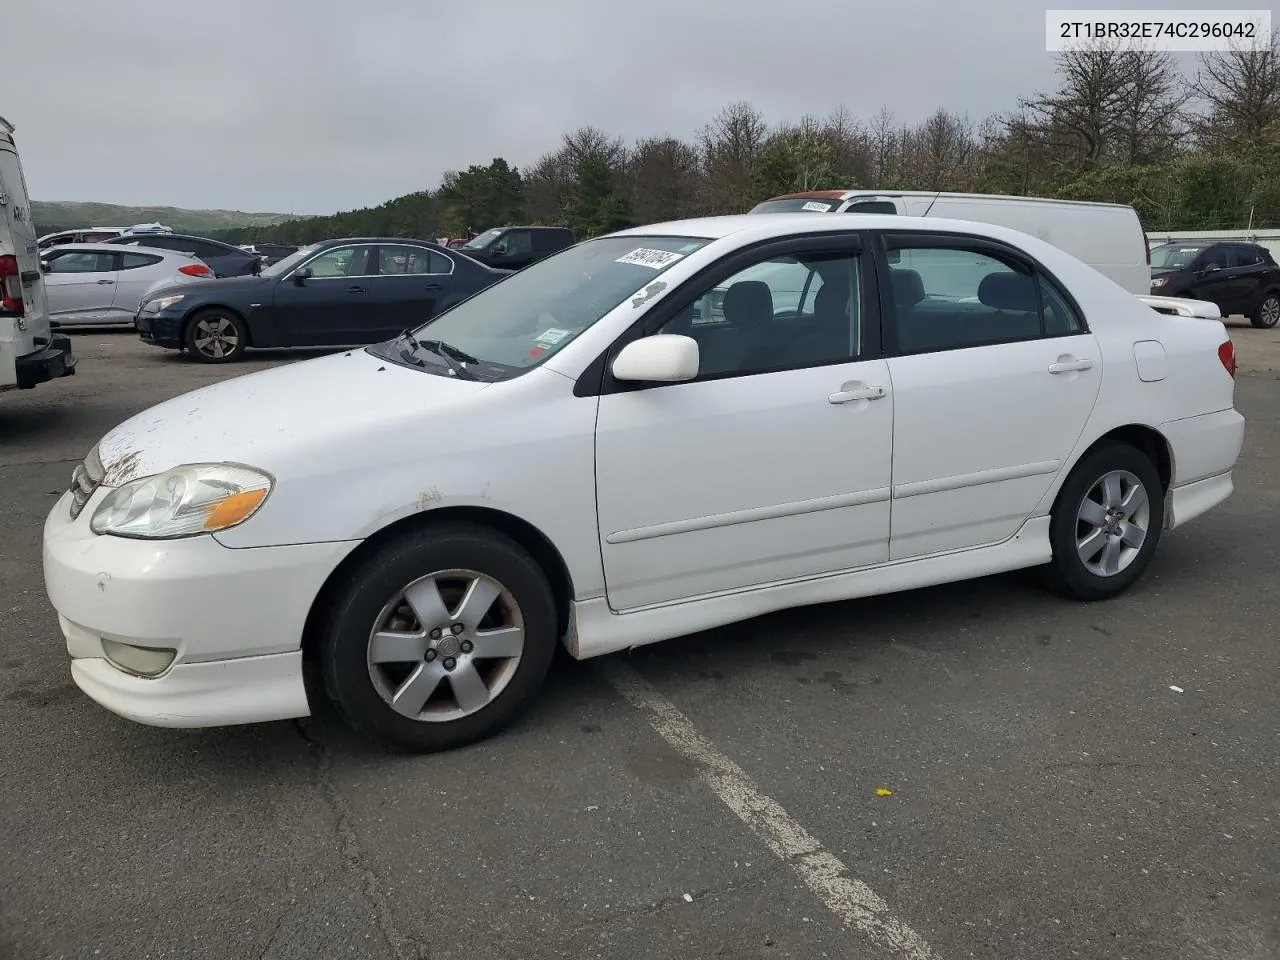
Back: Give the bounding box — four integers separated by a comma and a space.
2, 327, 1278, 960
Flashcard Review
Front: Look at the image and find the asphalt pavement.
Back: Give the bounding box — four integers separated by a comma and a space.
1, 328, 1277, 960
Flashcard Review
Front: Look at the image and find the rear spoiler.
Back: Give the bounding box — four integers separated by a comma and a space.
1137, 295, 1222, 319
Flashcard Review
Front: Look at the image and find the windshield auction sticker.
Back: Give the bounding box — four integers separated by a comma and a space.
616, 248, 685, 269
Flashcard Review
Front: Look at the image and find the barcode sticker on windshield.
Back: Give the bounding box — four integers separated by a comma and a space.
802, 201, 832, 212
535, 328, 570, 345
616, 248, 684, 269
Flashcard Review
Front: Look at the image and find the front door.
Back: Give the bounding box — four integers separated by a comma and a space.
273, 244, 377, 345
594, 237, 894, 610
42, 249, 119, 322
879, 235, 1102, 560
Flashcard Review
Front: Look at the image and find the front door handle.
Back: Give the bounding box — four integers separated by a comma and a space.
346, 285, 367, 294
829, 384, 887, 404
96, 279, 115, 285
424, 282, 443, 291
1048, 358, 1093, 374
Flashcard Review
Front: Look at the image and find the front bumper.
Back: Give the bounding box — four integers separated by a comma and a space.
135, 309, 184, 348
15, 335, 77, 388
42, 487, 360, 728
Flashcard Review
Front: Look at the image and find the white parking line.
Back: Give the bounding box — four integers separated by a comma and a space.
598, 659, 942, 960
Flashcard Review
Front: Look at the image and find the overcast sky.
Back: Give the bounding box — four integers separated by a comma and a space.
6, 0, 1250, 215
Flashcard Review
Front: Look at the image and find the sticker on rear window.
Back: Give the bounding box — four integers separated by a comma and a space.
535, 327, 570, 345
801, 201, 832, 212
616, 248, 684, 269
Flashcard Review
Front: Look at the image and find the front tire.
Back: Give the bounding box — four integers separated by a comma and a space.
1251, 292, 1280, 329
184, 309, 247, 363
1041, 443, 1165, 601
319, 522, 558, 752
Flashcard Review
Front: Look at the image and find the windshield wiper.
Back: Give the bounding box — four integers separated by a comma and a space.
397, 331, 479, 380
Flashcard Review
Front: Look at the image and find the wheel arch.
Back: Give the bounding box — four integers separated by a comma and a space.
299, 505, 576, 667
180, 304, 255, 347
1051, 423, 1173, 520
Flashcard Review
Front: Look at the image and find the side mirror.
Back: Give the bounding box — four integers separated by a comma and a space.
292, 266, 313, 283
611, 334, 699, 383
39, 259, 50, 273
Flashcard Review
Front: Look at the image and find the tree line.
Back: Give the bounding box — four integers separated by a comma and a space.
220, 41, 1280, 246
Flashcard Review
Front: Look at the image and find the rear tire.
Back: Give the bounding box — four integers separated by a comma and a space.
184, 309, 247, 363
1251, 292, 1280, 329
1040, 443, 1164, 601
319, 522, 558, 753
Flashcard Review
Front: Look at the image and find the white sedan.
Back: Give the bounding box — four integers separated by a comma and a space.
42, 214, 1245, 751
41, 243, 213, 326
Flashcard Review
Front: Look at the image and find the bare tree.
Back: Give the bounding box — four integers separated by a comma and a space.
868, 107, 900, 186
1019, 43, 1134, 169
1115, 49, 1188, 165
699, 101, 771, 211
628, 136, 707, 222
1189, 37, 1280, 155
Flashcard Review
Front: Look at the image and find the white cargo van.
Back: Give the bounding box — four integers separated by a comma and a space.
0, 115, 76, 392
749, 190, 1151, 295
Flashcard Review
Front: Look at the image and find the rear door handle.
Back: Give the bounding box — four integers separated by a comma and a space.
96, 279, 114, 285
829, 384, 886, 403
347, 285, 367, 294
1048, 358, 1093, 374
424, 282, 443, 291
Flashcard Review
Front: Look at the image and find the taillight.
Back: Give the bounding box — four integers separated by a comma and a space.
1218, 339, 1236, 377
0, 254, 24, 315
179, 264, 213, 278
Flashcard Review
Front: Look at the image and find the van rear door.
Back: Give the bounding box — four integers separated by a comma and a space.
0, 133, 51, 336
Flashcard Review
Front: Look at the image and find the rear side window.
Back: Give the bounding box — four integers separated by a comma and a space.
120, 252, 163, 270
844, 201, 897, 214
191, 241, 231, 260
885, 242, 1083, 354
1234, 244, 1264, 267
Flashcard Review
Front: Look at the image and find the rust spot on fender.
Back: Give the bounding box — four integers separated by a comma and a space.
418, 488, 443, 510
101, 450, 143, 487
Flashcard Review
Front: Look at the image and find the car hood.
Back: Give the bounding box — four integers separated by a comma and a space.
146, 273, 271, 303
93, 348, 489, 486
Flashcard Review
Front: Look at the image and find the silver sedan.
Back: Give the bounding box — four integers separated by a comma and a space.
41, 243, 214, 326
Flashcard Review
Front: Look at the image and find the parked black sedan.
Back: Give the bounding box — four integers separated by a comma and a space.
134, 238, 510, 362
1149, 240, 1280, 328
105, 232, 263, 278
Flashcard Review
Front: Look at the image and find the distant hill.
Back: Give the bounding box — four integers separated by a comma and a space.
31, 200, 304, 238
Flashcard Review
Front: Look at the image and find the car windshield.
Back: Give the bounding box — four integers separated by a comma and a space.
376, 235, 711, 379
259, 245, 317, 278
748, 198, 838, 214
462, 228, 504, 250
1151, 244, 1205, 269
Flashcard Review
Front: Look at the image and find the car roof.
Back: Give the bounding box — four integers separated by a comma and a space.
611, 212, 1063, 245
48, 242, 195, 257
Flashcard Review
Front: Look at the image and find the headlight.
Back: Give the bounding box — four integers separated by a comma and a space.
144, 293, 185, 311
1150, 277, 1167, 288
90, 464, 273, 539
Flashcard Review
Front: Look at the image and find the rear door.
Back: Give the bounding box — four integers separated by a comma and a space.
42, 250, 120, 322
109, 251, 166, 318
1226, 243, 1270, 314
879, 232, 1102, 560
0, 141, 49, 330
370, 244, 455, 338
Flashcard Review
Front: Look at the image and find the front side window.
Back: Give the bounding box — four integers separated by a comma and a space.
379, 235, 710, 378
463, 228, 503, 250
1150, 244, 1205, 270
500, 231, 533, 255
887, 244, 1075, 354
305, 246, 372, 278
260, 246, 317, 278
654, 248, 863, 379
45, 251, 114, 274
